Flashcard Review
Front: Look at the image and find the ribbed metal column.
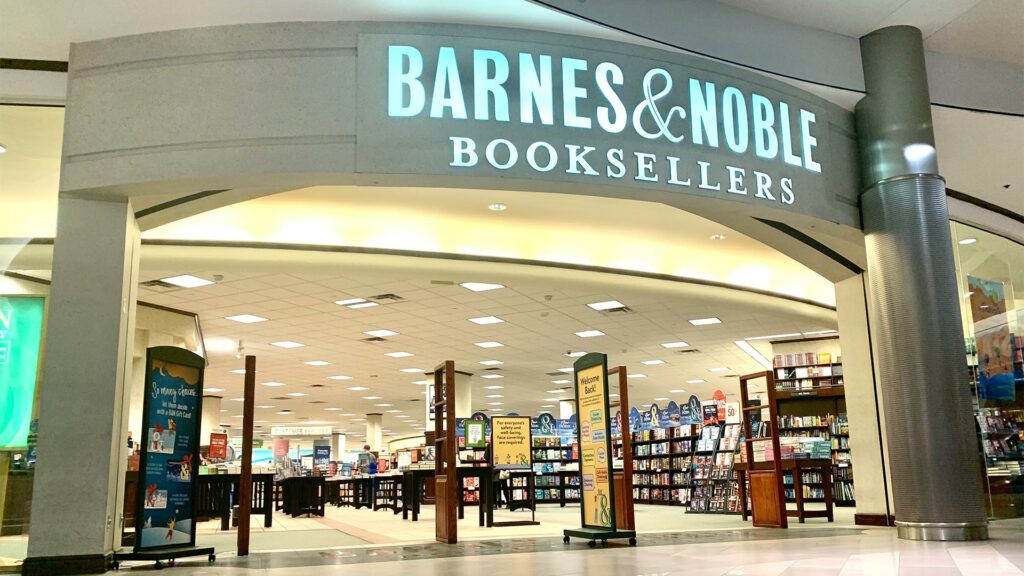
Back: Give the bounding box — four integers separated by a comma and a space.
856, 26, 988, 541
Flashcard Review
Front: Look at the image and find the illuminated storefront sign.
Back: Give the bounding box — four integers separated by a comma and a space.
373, 41, 834, 210
0, 296, 45, 449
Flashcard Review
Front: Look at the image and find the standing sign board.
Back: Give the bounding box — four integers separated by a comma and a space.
135, 346, 205, 551
208, 433, 228, 459
464, 420, 486, 449
564, 353, 636, 545
490, 416, 531, 469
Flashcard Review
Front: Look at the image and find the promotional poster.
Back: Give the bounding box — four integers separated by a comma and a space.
575, 357, 613, 529
137, 347, 204, 550
491, 416, 532, 469
0, 296, 45, 449
968, 276, 1016, 401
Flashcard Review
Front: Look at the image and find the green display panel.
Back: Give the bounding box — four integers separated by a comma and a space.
0, 296, 45, 448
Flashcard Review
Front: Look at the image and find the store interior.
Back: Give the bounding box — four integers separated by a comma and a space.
1, 183, 1020, 562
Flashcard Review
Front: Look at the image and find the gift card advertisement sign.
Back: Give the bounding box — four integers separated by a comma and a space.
575, 361, 613, 529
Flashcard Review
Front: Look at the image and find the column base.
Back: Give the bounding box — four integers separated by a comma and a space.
22, 553, 111, 576
895, 521, 988, 541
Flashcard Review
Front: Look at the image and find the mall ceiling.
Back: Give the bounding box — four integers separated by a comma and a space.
130, 246, 837, 442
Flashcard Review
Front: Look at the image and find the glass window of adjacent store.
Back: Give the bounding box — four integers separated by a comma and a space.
952, 221, 1024, 519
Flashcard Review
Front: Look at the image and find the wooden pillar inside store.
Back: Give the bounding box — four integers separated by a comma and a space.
237, 355, 256, 556
608, 366, 635, 531
433, 360, 457, 544
739, 370, 788, 528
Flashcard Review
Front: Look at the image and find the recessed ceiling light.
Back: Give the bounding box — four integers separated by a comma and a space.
564, 351, 586, 358
335, 298, 367, 306
551, 379, 570, 384
395, 414, 409, 418
541, 404, 555, 408
689, 317, 721, 326
385, 351, 414, 358
286, 392, 308, 397
641, 360, 665, 366
206, 387, 224, 393
609, 393, 620, 398
469, 316, 504, 325
325, 408, 340, 411
352, 418, 366, 422
802, 329, 838, 336
226, 314, 267, 324
0, 144, 7, 154
474, 341, 503, 348
375, 403, 394, 407
328, 375, 352, 380
587, 300, 625, 311
220, 409, 228, 412
400, 368, 425, 374
544, 397, 560, 402
480, 374, 504, 379
686, 379, 706, 384
735, 340, 773, 369
710, 234, 726, 241
958, 238, 977, 245
341, 413, 354, 416
574, 330, 605, 338
304, 360, 331, 366
669, 389, 686, 393
160, 274, 214, 288
478, 360, 504, 366
346, 386, 368, 391
483, 385, 504, 390
485, 394, 504, 398
230, 397, 245, 402
364, 329, 399, 338
348, 301, 379, 309
488, 402, 504, 406
277, 411, 293, 415
411, 379, 431, 385
745, 333, 801, 341
661, 341, 689, 349
558, 367, 573, 373
386, 409, 402, 413
707, 367, 729, 372
262, 381, 286, 387
628, 373, 646, 378
271, 341, 305, 349
654, 397, 669, 401
460, 282, 505, 292
488, 203, 508, 212
229, 369, 247, 374
256, 405, 274, 409
362, 395, 382, 400
546, 389, 564, 394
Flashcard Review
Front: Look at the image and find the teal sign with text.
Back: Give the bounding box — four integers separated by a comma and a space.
0, 296, 45, 449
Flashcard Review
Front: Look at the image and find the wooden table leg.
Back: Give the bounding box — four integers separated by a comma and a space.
793, 468, 805, 523
736, 470, 749, 521
822, 465, 834, 522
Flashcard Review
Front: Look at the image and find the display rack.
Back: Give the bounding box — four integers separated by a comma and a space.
631, 425, 698, 506
772, 353, 855, 507
532, 435, 578, 505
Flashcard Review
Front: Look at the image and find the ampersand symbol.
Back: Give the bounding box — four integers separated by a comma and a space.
632, 68, 686, 142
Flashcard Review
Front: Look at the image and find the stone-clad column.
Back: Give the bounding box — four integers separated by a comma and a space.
25, 197, 141, 574
855, 26, 987, 541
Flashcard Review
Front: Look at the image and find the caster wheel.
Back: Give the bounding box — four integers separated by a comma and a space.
209, 554, 217, 563
629, 537, 637, 546
155, 561, 164, 570
587, 540, 596, 548
168, 559, 176, 566
111, 561, 120, 571
601, 539, 608, 546
563, 535, 570, 544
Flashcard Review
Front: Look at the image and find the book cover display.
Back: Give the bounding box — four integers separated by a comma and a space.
968, 276, 1016, 401
135, 347, 205, 551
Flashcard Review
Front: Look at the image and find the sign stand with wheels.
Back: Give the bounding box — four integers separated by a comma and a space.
563, 353, 637, 548
112, 346, 215, 570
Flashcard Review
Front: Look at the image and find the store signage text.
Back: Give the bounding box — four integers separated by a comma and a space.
387, 45, 825, 207
270, 425, 333, 437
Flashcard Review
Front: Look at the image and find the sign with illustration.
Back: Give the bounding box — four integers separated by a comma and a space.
0, 296, 45, 449
490, 416, 532, 469
967, 276, 1016, 401
685, 395, 703, 425
135, 346, 205, 551
464, 419, 486, 448
314, 445, 331, 469
536, 412, 558, 436
208, 433, 228, 459
574, 353, 615, 530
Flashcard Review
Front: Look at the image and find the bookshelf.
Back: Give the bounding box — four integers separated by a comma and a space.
772, 352, 856, 507
630, 425, 699, 506
686, 423, 743, 514
531, 435, 578, 506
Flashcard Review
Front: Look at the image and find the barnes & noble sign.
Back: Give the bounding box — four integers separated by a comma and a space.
357, 32, 857, 222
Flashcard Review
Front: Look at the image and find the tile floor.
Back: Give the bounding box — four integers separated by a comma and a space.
114, 517, 1023, 575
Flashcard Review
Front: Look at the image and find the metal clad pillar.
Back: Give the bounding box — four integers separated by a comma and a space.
855, 25, 988, 541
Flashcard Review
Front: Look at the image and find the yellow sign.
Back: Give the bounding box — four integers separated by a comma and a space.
491, 416, 532, 469
576, 363, 612, 528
